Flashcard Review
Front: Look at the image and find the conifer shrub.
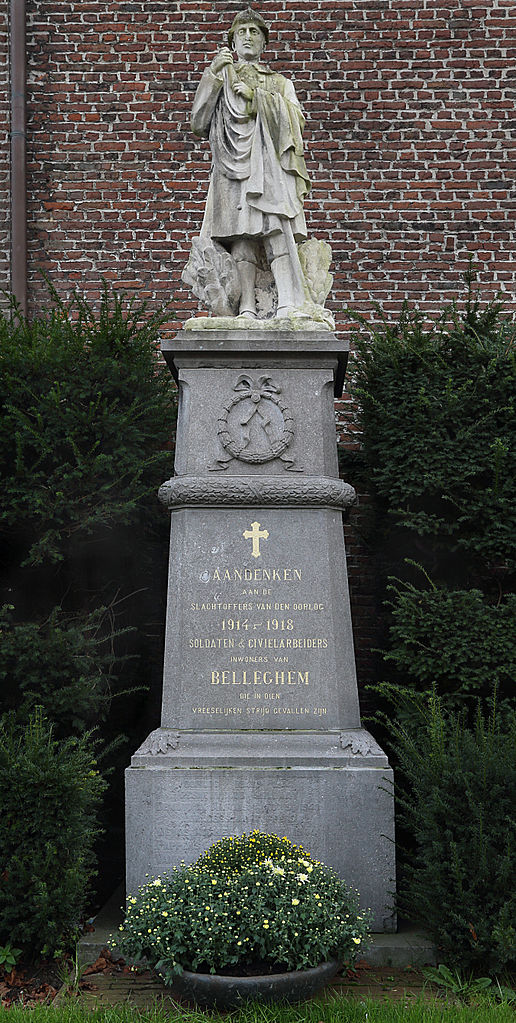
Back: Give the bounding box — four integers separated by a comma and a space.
349, 272, 516, 576
0, 604, 123, 736
0, 285, 176, 735
348, 270, 516, 718
384, 578, 516, 715
349, 275, 515, 974
0, 709, 107, 956
0, 284, 177, 909
0, 285, 176, 570
387, 691, 516, 973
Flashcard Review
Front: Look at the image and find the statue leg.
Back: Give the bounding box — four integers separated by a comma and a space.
231, 239, 259, 318
266, 224, 308, 318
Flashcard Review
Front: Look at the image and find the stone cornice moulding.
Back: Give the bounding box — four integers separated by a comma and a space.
158, 475, 356, 510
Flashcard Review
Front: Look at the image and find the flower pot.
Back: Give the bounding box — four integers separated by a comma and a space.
169, 959, 340, 1008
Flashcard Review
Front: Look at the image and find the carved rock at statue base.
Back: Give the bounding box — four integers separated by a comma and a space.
182, 237, 241, 317
255, 267, 276, 318
298, 239, 333, 308
183, 236, 335, 332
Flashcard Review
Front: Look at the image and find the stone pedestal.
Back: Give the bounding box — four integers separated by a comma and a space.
125, 329, 396, 932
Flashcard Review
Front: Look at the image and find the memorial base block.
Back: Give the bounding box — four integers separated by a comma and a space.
126, 728, 396, 933
125, 329, 396, 932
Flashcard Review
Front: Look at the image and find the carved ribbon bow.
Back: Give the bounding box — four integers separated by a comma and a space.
233, 374, 281, 404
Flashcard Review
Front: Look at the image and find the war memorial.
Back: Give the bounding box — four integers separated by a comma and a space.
125, 8, 396, 932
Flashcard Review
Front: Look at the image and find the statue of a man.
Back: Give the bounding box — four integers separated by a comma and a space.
188, 7, 311, 319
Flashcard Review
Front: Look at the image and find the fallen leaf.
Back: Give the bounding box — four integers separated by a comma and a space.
82, 956, 110, 975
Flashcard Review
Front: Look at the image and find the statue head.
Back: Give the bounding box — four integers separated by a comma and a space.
228, 8, 270, 50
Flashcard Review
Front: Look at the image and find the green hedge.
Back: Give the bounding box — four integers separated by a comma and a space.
0, 709, 107, 956
348, 274, 516, 973
348, 272, 516, 716
0, 604, 126, 736
0, 286, 176, 570
0, 286, 176, 737
386, 692, 516, 974
0, 285, 177, 919
384, 578, 516, 714
349, 275, 515, 576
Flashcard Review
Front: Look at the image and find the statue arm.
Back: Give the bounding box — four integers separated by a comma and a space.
254, 75, 305, 132
252, 75, 310, 198
191, 70, 224, 138
277, 77, 305, 131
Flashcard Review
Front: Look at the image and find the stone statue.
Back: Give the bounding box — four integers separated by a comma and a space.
182, 7, 334, 329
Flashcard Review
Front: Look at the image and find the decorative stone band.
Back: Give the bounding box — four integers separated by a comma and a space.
132, 728, 390, 768
158, 475, 356, 510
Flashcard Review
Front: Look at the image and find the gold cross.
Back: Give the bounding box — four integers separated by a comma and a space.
243, 520, 269, 559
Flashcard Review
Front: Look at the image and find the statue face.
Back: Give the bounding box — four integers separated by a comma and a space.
233, 22, 266, 61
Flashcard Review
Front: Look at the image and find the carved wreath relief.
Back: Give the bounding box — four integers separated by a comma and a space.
210, 374, 300, 471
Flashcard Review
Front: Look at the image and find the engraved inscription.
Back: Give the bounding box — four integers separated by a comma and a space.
173, 511, 339, 728
185, 554, 331, 723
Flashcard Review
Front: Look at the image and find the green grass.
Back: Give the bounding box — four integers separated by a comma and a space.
1, 996, 514, 1023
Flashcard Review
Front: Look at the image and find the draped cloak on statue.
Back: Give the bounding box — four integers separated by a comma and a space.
191, 61, 310, 248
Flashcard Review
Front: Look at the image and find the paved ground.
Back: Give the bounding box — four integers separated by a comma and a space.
72, 959, 433, 1009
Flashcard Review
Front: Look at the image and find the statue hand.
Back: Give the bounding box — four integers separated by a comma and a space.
210, 48, 233, 76
232, 82, 254, 101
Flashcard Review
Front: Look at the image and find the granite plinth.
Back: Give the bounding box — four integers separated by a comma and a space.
125, 328, 396, 932
161, 330, 349, 398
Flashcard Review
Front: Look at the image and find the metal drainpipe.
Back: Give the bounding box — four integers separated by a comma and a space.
10, 0, 27, 317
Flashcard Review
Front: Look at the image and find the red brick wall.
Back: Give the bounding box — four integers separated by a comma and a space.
0, 0, 512, 331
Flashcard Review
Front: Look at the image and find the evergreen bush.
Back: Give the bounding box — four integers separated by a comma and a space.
0, 285, 176, 570
0, 709, 107, 956
348, 275, 516, 975
384, 577, 516, 714
0, 286, 176, 737
0, 604, 123, 735
349, 272, 516, 578
0, 284, 177, 905
386, 691, 516, 974
348, 271, 516, 719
